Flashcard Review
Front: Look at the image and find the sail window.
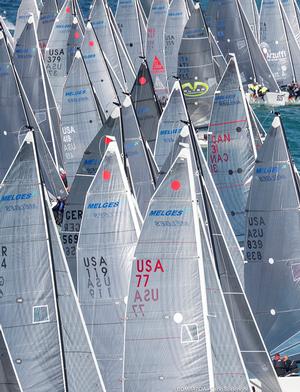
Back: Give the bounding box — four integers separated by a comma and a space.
32, 305, 50, 324
181, 323, 199, 343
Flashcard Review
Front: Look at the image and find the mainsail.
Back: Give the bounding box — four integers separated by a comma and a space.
61, 108, 122, 285
45, 0, 74, 111
0, 131, 105, 392
14, 16, 62, 167
123, 146, 251, 391
60, 50, 103, 187
239, 0, 259, 41
130, 60, 162, 152
208, 56, 256, 244
164, 0, 189, 88
0, 326, 23, 392
115, 0, 144, 72
0, 27, 67, 199
146, 0, 169, 102
81, 22, 122, 119
178, 2, 217, 128
66, 16, 83, 74
245, 114, 300, 357
77, 139, 140, 391
281, 0, 300, 45
154, 80, 189, 170
206, 0, 279, 91
208, 28, 227, 83
89, 0, 135, 90
122, 95, 156, 217
260, 0, 300, 87
37, 0, 58, 54
14, 0, 40, 45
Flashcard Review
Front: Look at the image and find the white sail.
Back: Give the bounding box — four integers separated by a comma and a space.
154, 80, 189, 170
0, 28, 67, 199
122, 95, 156, 217
61, 108, 122, 285
0, 326, 23, 392
0, 16, 14, 50
260, 0, 300, 86
123, 146, 251, 391
60, 50, 103, 187
81, 22, 122, 119
208, 28, 227, 83
115, 0, 144, 72
281, 0, 300, 45
208, 55, 256, 244
77, 139, 140, 391
146, 0, 169, 103
89, 0, 135, 90
14, 0, 40, 45
245, 114, 300, 358
45, 0, 75, 111
14, 16, 62, 167
66, 16, 84, 74
206, 0, 280, 91
130, 60, 162, 152
178, 2, 218, 128
37, 0, 58, 54
139, 0, 152, 17
164, 0, 189, 88
136, 0, 147, 50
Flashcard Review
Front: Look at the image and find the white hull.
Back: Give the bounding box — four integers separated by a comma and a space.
246, 92, 288, 106
279, 377, 300, 392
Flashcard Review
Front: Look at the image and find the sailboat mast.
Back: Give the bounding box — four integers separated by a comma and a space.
31, 128, 69, 392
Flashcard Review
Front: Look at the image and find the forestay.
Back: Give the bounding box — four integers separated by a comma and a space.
260, 0, 300, 87
77, 140, 140, 391
45, 0, 74, 111
154, 80, 189, 170
124, 146, 252, 391
60, 50, 103, 187
122, 96, 156, 217
146, 0, 169, 103
178, 2, 217, 128
115, 0, 144, 72
37, 0, 58, 54
130, 61, 162, 152
61, 108, 122, 286
208, 56, 256, 244
14, 0, 40, 45
0, 326, 23, 392
245, 115, 300, 358
206, 0, 279, 91
14, 16, 62, 167
164, 0, 189, 88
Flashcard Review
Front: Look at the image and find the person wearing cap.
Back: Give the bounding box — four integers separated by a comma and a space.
273, 353, 286, 376
283, 355, 297, 374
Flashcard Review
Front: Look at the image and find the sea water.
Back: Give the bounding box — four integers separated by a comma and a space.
1, 0, 300, 169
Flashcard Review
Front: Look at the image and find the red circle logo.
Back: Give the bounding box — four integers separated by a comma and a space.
89, 40, 94, 47
171, 180, 181, 191
74, 31, 80, 39
66, 6, 71, 13
138, 76, 147, 85
102, 170, 111, 181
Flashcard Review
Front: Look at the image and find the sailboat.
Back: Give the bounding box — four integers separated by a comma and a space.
89, 0, 136, 91
206, 0, 286, 106
208, 55, 256, 244
130, 60, 162, 152
245, 114, 300, 358
146, 0, 169, 103
164, 0, 189, 89
60, 49, 103, 187
0, 326, 23, 392
37, 0, 58, 54
177, 2, 219, 128
45, 0, 77, 111
260, 0, 300, 90
123, 145, 253, 391
61, 107, 122, 285
115, 0, 145, 72
0, 131, 106, 391
14, 0, 40, 45
77, 138, 140, 391
0, 26, 67, 199
13, 15, 62, 167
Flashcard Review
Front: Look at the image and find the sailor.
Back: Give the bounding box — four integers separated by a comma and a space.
258, 85, 269, 101
52, 196, 65, 226
282, 355, 297, 374
59, 167, 68, 190
272, 353, 286, 377
248, 82, 259, 97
